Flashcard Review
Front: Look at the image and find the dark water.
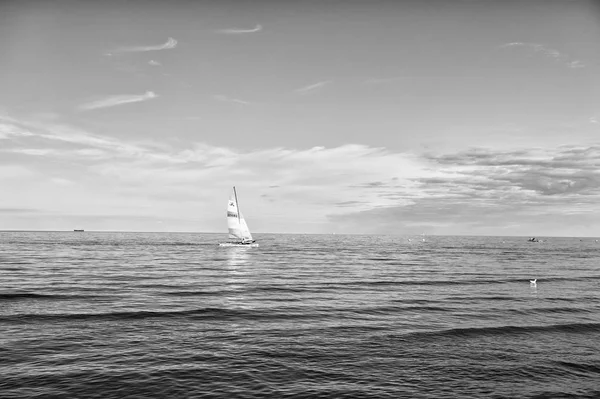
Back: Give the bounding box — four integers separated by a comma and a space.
1, 232, 600, 398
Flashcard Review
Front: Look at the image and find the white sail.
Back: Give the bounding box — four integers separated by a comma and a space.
226, 189, 253, 242
239, 217, 253, 241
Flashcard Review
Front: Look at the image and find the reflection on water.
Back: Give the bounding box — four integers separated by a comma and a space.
529, 285, 538, 298
222, 247, 254, 309
224, 247, 250, 268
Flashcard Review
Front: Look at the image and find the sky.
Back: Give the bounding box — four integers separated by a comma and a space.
1, 0, 599, 236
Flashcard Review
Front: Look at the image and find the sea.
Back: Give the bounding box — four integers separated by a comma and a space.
1, 232, 599, 399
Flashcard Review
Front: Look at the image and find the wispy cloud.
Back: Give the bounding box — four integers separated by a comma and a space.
499, 42, 585, 69
294, 81, 332, 95
216, 24, 262, 34
213, 94, 250, 105
568, 60, 585, 69
0, 119, 35, 139
112, 37, 178, 53
590, 117, 599, 125
11, 148, 55, 156
148, 60, 162, 66
0, 115, 150, 158
78, 91, 158, 111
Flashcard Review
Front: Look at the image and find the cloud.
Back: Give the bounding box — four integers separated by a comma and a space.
213, 94, 250, 105
499, 42, 585, 69
78, 91, 158, 111
0, 119, 35, 139
113, 37, 178, 53
0, 115, 151, 160
216, 24, 262, 34
148, 60, 162, 66
568, 60, 585, 69
425, 146, 600, 196
11, 148, 55, 156
294, 81, 332, 95
590, 117, 599, 125
330, 145, 600, 235
0, 115, 430, 230
3, 114, 600, 235
335, 200, 369, 208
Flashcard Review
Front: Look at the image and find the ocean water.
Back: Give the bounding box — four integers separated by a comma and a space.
1, 232, 599, 399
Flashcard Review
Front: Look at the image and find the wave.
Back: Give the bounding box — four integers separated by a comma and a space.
0, 303, 456, 324
250, 285, 328, 294
358, 305, 453, 315
162, 290, 223, 297
509, 307, 595, 315
0, 261, 34, 265
406, 322, 600, 340
555, 360, 600, 375
312, 275, 600, 289
0, 293, 97, 301
534, 275, 600, 282
0, 307, 318, 323
312, 279, 512, 288
443, 295, 516, 301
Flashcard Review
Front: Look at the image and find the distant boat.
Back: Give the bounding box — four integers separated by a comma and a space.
218, 186, 258, 247
527, 237, 539, 242
74, 229, 84, 232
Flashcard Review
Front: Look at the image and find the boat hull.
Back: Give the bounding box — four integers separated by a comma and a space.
218, 242, 259, 247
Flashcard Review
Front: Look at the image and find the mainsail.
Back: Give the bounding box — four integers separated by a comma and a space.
226, 187, 254, 242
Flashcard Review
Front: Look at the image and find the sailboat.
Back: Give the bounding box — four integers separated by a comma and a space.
218, 186, 259, 247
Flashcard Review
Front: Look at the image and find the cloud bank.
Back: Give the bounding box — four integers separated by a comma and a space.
2, 115, 600, 235
331, 145, 600, 235
78, 91, 158, 111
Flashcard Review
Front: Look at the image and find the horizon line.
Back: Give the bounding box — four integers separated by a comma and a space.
0, 230, 598, 239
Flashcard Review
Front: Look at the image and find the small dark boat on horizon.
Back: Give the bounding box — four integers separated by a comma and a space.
74, 229, 84, 232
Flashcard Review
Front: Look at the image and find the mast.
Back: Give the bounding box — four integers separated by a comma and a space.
233, 186, 240, 222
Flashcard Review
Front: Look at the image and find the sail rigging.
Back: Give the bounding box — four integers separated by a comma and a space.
226, 186, 254, 243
